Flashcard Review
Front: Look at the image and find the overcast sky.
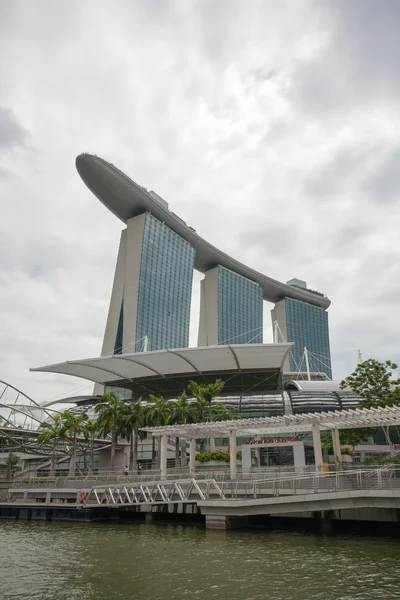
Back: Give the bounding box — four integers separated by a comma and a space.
1, 0, 400, 403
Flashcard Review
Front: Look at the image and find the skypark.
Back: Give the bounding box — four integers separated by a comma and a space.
76, 153, 330, 310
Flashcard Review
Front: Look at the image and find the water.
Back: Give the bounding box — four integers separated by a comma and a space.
1, 520, 400, 600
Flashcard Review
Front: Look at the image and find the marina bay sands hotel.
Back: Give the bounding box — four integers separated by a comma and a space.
76, 154, 332, 378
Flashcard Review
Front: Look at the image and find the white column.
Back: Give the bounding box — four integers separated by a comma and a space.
292, 443, 306, 469
229, 430, 237, 478
255, 434, 261, 467
241, 447, 252, 471
312, 423, 323, 472
160, 435, 168, 480
331, 428, 342, 464
209, 438, 216, 451
189, 439, 196, 475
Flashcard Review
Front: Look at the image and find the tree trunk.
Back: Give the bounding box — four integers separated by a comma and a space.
129, 432, 138, 472
89, 436, 95, 476
155, 437, 161, 469
110, 430, 117, 470
50, 444, 56, 478
175, 437, 180, 466
69, 434, 77, 476
180, 438, 187, 468
6, 452, 12, 481
131, 432, 138, 473
152, 436, 156, 466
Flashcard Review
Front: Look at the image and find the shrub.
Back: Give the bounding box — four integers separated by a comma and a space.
340, 447, 353, 456
196, 451, 230, 463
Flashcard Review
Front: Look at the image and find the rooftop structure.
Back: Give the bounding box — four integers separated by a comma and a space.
31, 343, 293, 386
76, 153, 333, 378
76, 153, 331, 310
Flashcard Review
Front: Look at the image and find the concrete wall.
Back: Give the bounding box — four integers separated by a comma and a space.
271, 300, 290, 371
197, 267, 219, 346
98, 213, 146, 359
122, 214, 146, 353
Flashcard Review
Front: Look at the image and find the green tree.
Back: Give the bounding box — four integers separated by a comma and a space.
341, 359, 400, 444
188, 379, 225, 422
85, 419, 99, 477
61, 411, 89, 476
169, 391, 198, 467
147, 395, 172, 468
212, 403, 238, 422
95, 392, 125, 470
341, 359, 400, 407
37, 414, 68, 477
340, 428, 376, 452
322, 428, 376, 455
188, 379, 225, 451
121, 397, 146, 472
5, 452, 19, 480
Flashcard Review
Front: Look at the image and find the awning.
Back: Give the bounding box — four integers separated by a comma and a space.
31, 343, 293, 385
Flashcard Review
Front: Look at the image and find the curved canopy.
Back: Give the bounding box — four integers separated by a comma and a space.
76, 153, 330, 309
31, 343, 293, 385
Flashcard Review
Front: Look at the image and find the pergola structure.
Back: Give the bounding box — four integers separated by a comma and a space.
142, 405, 400, 477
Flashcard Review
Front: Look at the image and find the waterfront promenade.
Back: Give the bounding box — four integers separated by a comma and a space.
3, 467, 400, 529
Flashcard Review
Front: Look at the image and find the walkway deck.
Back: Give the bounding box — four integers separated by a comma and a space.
4, 468, 400, 529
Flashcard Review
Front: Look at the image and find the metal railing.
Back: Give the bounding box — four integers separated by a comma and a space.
81, 467, 400, 507
10, 465, 320, 487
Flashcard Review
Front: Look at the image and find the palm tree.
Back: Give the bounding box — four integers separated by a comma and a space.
188, 379, 225, 452
121, 397, 146, 472
212, 403, 238, 422
95, 392, 124, 470
188, 379, 225, 422
37, 414, 67, 477
169, 391, 197, 467
147, 394, 172, 468
85, 420, 99, 477
61, 411, 89, 476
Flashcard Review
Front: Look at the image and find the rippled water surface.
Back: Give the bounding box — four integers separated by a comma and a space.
1, 520, 400, 600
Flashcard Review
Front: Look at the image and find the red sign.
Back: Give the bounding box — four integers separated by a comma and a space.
244, 438, 288, 445
243, 433, 309, 445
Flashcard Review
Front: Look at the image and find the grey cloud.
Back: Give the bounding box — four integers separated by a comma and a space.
1, 0, 400, 399
365, 148, 400, 205
306, 144, 375, 200
238, 224, 300, 259
292, 0, 400, 112
332, 225, 370, 254
0, 107, 28, 151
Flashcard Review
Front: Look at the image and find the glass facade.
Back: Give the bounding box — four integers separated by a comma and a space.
114, 298, 124, 354
135, 213, 195, 351
285, 297, 332, 378
217, 266, 263, 344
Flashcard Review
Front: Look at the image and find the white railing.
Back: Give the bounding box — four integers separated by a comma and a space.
81, 468, 400, 506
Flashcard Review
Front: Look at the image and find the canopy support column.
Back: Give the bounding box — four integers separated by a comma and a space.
189, 439, 196, 475
229, 430, 237, 479
331, 428, 342, 464
160, 435, 167, 480
312, 423, 323, 472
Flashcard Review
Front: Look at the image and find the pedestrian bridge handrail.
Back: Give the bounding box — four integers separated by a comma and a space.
81, 468, 400, 507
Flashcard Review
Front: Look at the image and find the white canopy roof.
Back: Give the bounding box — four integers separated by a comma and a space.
287, 380, 343, 392
31, 343, 293, 385
142, 405, 400, 437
